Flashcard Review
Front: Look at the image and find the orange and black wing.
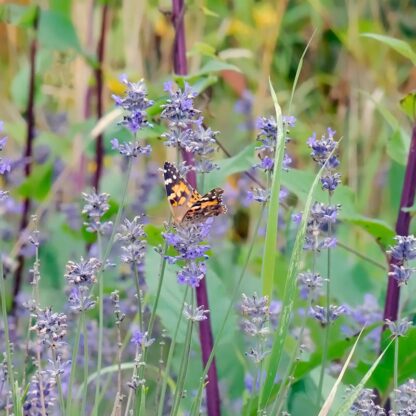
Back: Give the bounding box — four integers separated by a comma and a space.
163, 162, 201, 223
182, 187, 227, 223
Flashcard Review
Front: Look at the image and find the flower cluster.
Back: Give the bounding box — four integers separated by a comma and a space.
349, 387, 385, 416
111, 138, 151, 158
388, 235, 416, 286
183, 303, 209, 322
0, 121, 10, 200
161, 81, 218, 173
385, 317, 412, 338
240, 293, 271, 363
254, 115, 295, 173
308, 127, 341, 193
23, 371, 56, 416
116, 216, 147, 266
247, 116, 295, 204
162, 219, 212, 288
31, 307, 67, 350
82, 190, 112, 235
343, 294, 382, 345
112, 76, 153, 134
65, 257, 101, 313
304, 202, 340, 251
309, 304, 346, 327
391, 379, 416, 415
297, 271, 324, 300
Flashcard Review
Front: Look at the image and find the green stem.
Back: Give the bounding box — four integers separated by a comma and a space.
0, 263, 18, 416
190, 204, 266, 415
157, 287, 189, 416
52, 349, 65, 414
171, 292, 194, 416
66, 315, 83, 413
133, 262, 143, 331
92, 243, 169, 414
316, 194, 333, 409
272, 299, 311, 415
81, 313, 89, 415
94, 233, 104, 414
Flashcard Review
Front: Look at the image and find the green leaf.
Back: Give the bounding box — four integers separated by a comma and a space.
281, 169, 396, 249
193, 58, 241, 76
15, 163, 53, 201
386, 129, 409, 166
333, 339, 394, 415
318, 328, 364, 416
0, 4, 37, 27
361, 33, 416, 65
188, 42, 217, 58
261, 80, 284, 298
400, 91, 416, 120
38, 10, 82, 52
203, 143, 256, 192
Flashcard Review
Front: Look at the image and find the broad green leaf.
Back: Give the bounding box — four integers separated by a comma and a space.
282, 169, 395, 248
193, 59, 242, 76
361, 33, 416, 65
38, 10, 82, 52
15, 162, 53, 201
400, 91, 416, 120
203, 143, 256, 192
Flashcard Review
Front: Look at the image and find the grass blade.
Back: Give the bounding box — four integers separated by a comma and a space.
261, 79, 284, 298
333, 338, 394, 416
259, 143, 340, 409
318, 328, 364, 416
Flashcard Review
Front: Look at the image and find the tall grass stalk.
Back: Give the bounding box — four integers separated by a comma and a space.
260, 80, 285, 299
190, 203, 266, 416
316, 194, 333, 408
259, 143, 339, 410
95, 159, 133, 413
157, 287, 189, 416
66, 315, 83, 413
171, 292, 195, 416
0, 261, 19, 416
81, 313, 89, 415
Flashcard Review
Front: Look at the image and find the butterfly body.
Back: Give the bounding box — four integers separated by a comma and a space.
163, 162, 227, 223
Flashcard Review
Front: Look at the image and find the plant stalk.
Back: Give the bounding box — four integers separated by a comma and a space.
171, 0, 221, 414
12, 8, 39, 310
383, 124, 416, 323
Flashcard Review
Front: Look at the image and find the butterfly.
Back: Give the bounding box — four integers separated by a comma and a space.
163, 161, 227, 224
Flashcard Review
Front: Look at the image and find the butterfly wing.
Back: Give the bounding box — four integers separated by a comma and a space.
163, 162, 201, 223
182, 187, 227, 223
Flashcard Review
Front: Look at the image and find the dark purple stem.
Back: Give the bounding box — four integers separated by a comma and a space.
92, 3, 109, 191
172, 1, 221, 415
12, 10, 39, 311
383, 124, 416, 323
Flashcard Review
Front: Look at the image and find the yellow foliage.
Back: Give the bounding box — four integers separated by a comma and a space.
252, 3, 278, 29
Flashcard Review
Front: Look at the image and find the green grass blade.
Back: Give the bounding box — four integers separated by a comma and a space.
288, 29, 317, 115
318, 328, 364, 416
333, 339, 394, 416
261, 79, 284, 298
259, 143, 339, 409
